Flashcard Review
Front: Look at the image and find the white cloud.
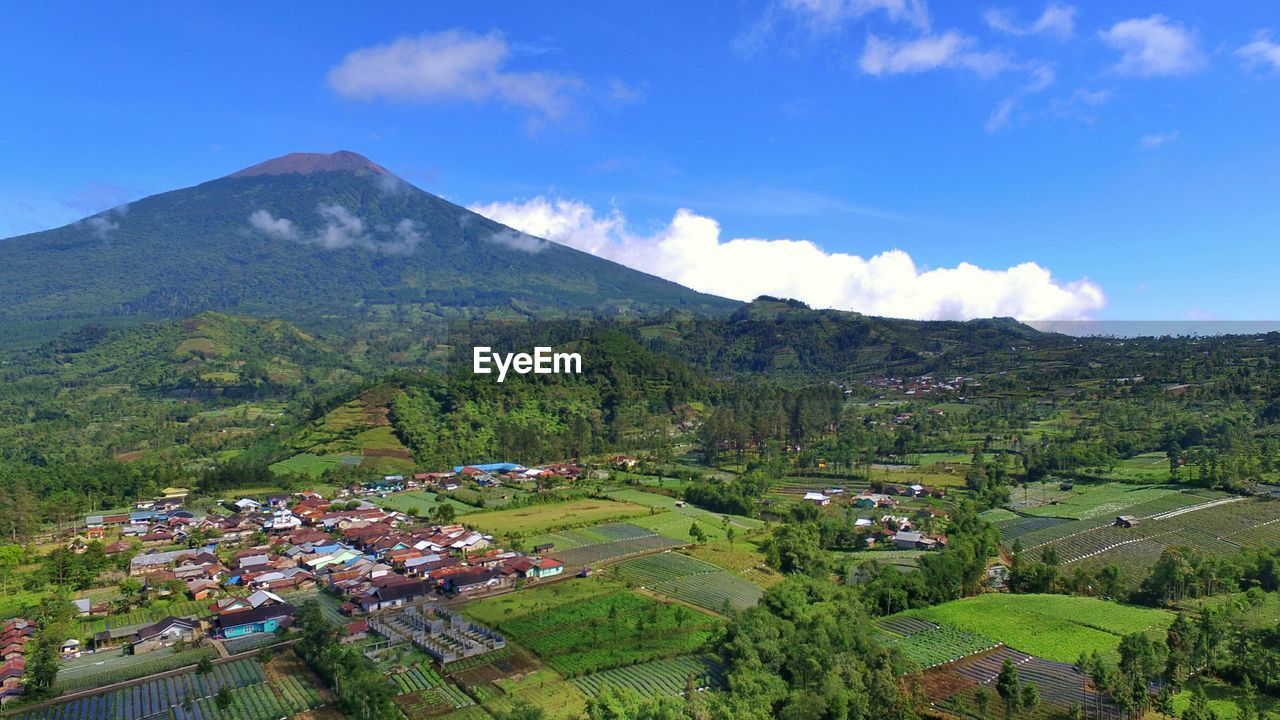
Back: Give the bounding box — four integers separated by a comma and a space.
984, 4, 1076, 40
1139, 130, 1179, 149
782, 0, 930, 30
1099, 15, 1205, 77
860, 31, 1010, 76
1235, 33, 1280, 72
248, 209, 298, 241
986, 62, 1056, 132
79, 204, 129, 241
328, 30, 579, 122
471, 197, 1105, 321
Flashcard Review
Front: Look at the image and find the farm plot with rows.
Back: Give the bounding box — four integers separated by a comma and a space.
883, 625, 999, 669
553, 531, 686, 568
527, 522, 660, 552
993, 514, 1074, 542
571, 655, 722, 698
614, 552, 763, 612
927, 647, 1122, 720
188, 675, 326, 720
491, 590, 721, 677
901, 593, 1172, 663
1036, 496, 1280, 589
54, 646, 218, 693
16, 658, 266, 720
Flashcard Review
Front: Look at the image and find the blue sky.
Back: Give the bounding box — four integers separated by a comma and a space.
3, 1, 1279, 320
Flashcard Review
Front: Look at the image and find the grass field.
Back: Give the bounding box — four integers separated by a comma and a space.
900, 594, 1173, 663
466, 499, 651, 536
493, 590, 720, 677
373, 489, 477, 516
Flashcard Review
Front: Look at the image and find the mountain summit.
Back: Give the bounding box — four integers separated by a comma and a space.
0, 152, 736, 339
229, 150, 391, 178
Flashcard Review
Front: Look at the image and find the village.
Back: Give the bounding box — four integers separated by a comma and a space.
1, 461, 598, 705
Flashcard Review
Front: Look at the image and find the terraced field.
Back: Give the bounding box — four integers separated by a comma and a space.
615, 552, 763, 612
571, 655, 722, 698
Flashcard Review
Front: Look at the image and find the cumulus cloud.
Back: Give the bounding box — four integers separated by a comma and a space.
328, 30, 580, 122
984, 4, 1076, 40
470, 197, 1105, 321
1099, 15, 1205, 77
860, 31, 1010, 76
1139, 130, 1179, 149
1236, 32, 1280, 72
248, 206, 425, 255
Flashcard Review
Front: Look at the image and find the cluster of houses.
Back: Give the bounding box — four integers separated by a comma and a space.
352, 461, 591, 499
1, 619, 33, 701
797, 487, 949, 551
107, 490, 567, 652
862, 374, 977, 396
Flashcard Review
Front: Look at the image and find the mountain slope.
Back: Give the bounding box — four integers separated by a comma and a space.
0, 151, 737, 335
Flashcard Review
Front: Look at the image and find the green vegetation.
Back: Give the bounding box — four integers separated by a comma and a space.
901, 594, 1173, 663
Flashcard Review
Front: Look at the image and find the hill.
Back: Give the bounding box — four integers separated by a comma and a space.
0, 151, 737, 343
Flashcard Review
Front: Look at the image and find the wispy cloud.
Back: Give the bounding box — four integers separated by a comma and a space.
249, 206, 426, 255
986, 62, 1056, 132
78, 204, 130, 241
1235, 32, 1280, 73
1139, 130, 1179, 149
983, 4, 1076, 40
328, 30, 582, 125
783, 0, 929, 30
471, 196, 1106, 321
860, 31, 1010, 76
1099, 15, 1206, 77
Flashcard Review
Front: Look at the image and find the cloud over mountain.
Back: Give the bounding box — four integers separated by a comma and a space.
472, 197, 1105, 321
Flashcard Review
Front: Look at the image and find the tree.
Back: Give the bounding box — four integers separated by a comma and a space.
493, 699, 545, 720
215, 686, 233, 711
1182, 685, 1218, 720
975, 687, 992, 719
196, 655, 213, 675
689, 522, 708, 544
996, 659, 1023, 720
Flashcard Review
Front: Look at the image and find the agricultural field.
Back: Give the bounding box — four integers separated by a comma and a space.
269, 452, 348, 478
12, 658, 299, 720
537, 524, 687, 568
1035, 496, 1280, 588
927, 647, 1117, 720
614, 551, 763, 612
571, 655, 722, 698
372, 489, 477, 516
480, 588, 721, 677
679, 540, 782, 588
882, 624, 999, 669
606, 488, 764, 533
462, 576, 624, 626
281, 386, 416, 474
1020, 483, 1204, 521
55, 646, 218, 693
466, 499, 651, 536
486, 668, 588, 720
899, 593, 1173, 663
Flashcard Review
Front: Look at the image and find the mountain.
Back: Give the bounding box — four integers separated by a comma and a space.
0, 151, 737, 341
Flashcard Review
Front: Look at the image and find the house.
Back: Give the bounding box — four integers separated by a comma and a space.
802, 492, 831, 507
159, 487, 190, 501
1115, 515, 1140, 529
215, 603, 295, 638
131, 616, 200, 654
359, 580, 431, 611
0, 658, 24, 699
187, 578, 220, 600
532, 543, 555, 554
908, 484, 926, 496
443, 568, 514, 596
892, 531, 940, 550
60, 638, 80, 658
105, 540, 133, 555
529, 557, 564, 580
233, 498, 261, 512
341, 620, 369, 644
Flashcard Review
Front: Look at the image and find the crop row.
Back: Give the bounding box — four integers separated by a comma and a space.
615, 552, 763, 612
390, 662, 445, 693
555, 534, 686, 568
20, 659, 265, 720
571, 655, 722, 698
189, 676, 323, 720
885, 625, 999, 669
55, 647, 221, 694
